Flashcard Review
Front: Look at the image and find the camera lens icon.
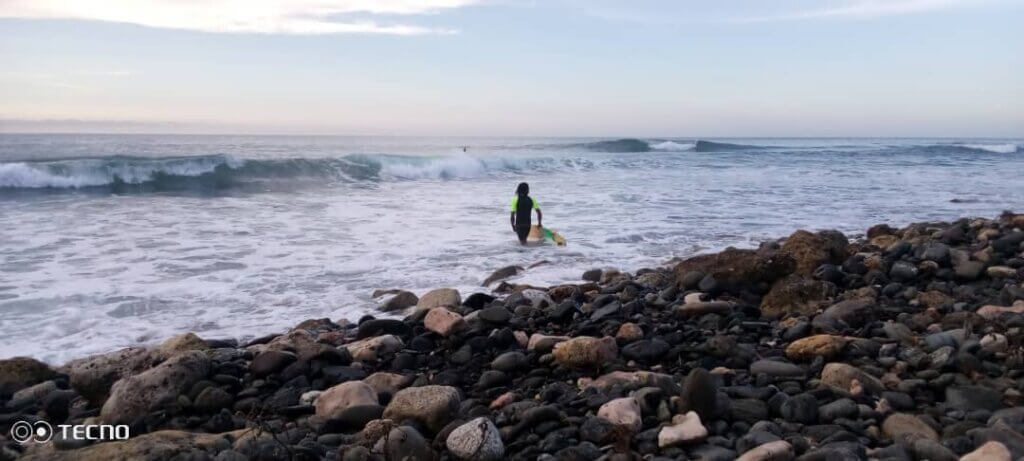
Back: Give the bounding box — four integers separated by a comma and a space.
8, 421, 52, 444
9, 421, 33, 444
33, 421, 53, 443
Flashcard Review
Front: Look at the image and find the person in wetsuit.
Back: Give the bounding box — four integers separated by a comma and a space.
510, 182, 542, 245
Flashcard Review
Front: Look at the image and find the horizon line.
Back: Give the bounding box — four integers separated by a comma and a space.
0, 131, 1021, 140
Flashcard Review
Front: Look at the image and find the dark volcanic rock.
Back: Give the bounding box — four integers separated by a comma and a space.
491, 351, 528, 372
945, 386, 1004, 412
818, 398, 858, 422
679, 368, 718, 422
730, 398, 769, 423
673, 247, 796, 293
478, 306, 512, 324
357, 319, 411, 339
780, 393, 818, 424
483, 265, 523, 286
760, 274, 836, 319
464, 292, 496, 310
954, 261, 985, 281
0, 357, 57, 396
750, 360, 806, 379
582, 269, 603, 282
781, 229, 849, 276
250, 350, 297, 377
889, 261, 919, 282
817, 299, 873, 328
622, 339, 670, 363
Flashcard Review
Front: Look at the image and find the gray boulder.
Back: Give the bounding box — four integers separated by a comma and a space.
62, 347, 155, 405
446, 417, 504, 460
383, 385, 461, 432
100, 350, 211, 425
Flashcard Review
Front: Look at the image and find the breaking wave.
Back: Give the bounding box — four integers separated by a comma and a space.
956, 143, 1019, 154
575, 138, 763, 153
1, 139, 1017, 193
692, 140, 765, 152
0, 154, 598, 192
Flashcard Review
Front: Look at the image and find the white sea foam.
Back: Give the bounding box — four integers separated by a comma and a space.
650, 141, 696, 151
377, 154, 532, 179
0, 162, 109, 188
0, 155, 244, 188
962, 143, 1018, 154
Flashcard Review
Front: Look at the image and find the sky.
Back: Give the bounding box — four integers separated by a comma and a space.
0, 0, 1022, 137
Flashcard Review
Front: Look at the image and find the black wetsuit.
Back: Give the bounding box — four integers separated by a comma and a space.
514, 195, 534, 242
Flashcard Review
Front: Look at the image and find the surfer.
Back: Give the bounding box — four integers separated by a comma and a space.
510, 182, 541, 245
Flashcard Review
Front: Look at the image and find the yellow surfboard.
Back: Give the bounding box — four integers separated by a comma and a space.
528, 225, 566, 246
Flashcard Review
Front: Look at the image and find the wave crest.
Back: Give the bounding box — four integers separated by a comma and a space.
693, 140, 764, 152
959, 143, 1019, 154
0, 155, 243, 190
0, 153, 598, 192
650, 141, 696, 151
579, 138, 651, 153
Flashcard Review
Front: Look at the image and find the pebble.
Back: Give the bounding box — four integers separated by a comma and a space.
446, 417, 504, 460
383, 385, 461, 431
882, 413, 939, 441
552, 336, 618, 368
658, 411, 707, 447
750, 359, 806, 378
597, 397, 642, 432
736, 440, 794, 461
315, 381, 378, 418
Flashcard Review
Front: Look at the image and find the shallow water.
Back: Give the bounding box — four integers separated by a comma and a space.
1, 135, 1022, 363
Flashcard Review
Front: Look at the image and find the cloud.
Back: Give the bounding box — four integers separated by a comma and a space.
732, 0, 979, 23
572, 0, 989, 26
76, 70, 137, 77
0, 0, 476, 35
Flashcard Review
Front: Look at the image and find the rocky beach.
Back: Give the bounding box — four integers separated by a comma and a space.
2, 212, 1024, 461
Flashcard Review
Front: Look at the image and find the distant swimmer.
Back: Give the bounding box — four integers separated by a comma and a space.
510, 182, 542, 245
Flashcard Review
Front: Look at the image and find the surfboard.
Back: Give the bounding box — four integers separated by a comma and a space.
528, 225, 566, 246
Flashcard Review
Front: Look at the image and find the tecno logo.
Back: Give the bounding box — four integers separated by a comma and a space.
9, 421, 52, 444
9, 420, 129, 444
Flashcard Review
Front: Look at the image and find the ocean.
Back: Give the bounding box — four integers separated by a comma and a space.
1, 134, 1022, 363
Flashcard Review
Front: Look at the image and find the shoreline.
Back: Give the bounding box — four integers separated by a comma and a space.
0, 211, 1022, 460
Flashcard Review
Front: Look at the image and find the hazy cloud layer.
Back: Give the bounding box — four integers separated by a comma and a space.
0, 0, 477, 35
734, 0, 978, 23
578, 0, 986, 25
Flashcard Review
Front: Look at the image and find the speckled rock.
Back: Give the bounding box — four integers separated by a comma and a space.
383, 385, 461, 431
446, 417, 504, 461
552, 336, 618, 368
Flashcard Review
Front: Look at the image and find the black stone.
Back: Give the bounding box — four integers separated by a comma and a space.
478, 306, 512, 324
356, 319, 411, 339
250, 350, 297, 377
476, 370, 509, 389
320, 405, 385, 433
579, 416, 617, 444
813, 264, 845, 284
679, 368, 718, 422
889, 261, 919, 283
780, 393, 818, 424
491, 351, 529, 372
818, 398, 858, 422
621, 339, 670, 363
946, 386, 1004, 412
464, 293, 496, 309
321, 366, 367, 384
730, 399, 768, 423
